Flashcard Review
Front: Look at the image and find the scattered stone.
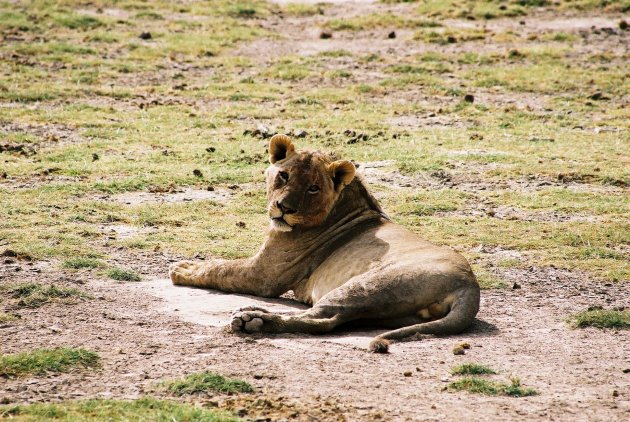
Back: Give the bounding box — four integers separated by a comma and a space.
620, 20, 628, 31
623, 368, 630, 373
254, 374, 263, 380
431, 404, 437, 409
519, 20, 526, 25
92, 153, 99, 161
139, 32, 152, 40
403, 371, 412, 377
446, 35, 457, 43
206, 186, 215, 191
236, 221, 246, 228
464, 94, 474, 103
294, 129, 308, 138
228, 184, 240, 190
388, 31, 396, 39
192, 169, 203, 177
452, 345, 465, 355
206, 146, 216, 153
612, 390, 619, 397
512, 282, 522, 290
440, 376, 449, 382
320, 31, 332, 39
469, 133, 483, 141
1, 172, 7, 178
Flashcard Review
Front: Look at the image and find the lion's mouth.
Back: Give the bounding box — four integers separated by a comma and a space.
270, 216, 293, 232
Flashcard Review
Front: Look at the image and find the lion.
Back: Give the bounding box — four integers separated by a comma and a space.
169, 134, 480, 352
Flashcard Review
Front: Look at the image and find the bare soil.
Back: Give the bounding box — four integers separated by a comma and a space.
1, 1, 629, 421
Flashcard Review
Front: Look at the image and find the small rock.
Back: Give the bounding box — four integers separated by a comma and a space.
294, 129, 308, 138
236, 221, 246, 228
452, 346, 465, 355
228, 184, 240, 190
92, 153, 99, 161
620, 20, 628, 30
254, 374, 264, 380
612, 390, 619, 397
440, 376, 449, 382
512, 282, 521, 290
458, 342, 471, 350
403, 371, 412, 377
320, 31, 332, 39
519, 20, 526, 25
192, 169, 203, 177
431, 404, 436, 409
464, 94, 474, 103
1, 172, 7, 178
388, 31, 396, 39
623, 368, 630, 373
206, 146, 216, 153
237, 408, 247, 417
206, 186, 215, 191
446, 35, 457, 43
139, 32, 152, 40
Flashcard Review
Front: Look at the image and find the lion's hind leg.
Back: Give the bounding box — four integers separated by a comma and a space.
230, 306, 347, 335
368, 288, 479, 353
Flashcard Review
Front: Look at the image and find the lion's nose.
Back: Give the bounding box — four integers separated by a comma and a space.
277, 200, 297, 215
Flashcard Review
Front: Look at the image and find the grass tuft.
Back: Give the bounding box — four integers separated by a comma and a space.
0, 397, 236, 421
570, 309, 630, 329
451, 363, 497, 376
106, 267, 141, 282
0, 312, 20, 323
449, 377, 537, 397
0, 283, 90, 308
165, 371, 254, 396
62, 257, 103, 269
0, 348, 99, 377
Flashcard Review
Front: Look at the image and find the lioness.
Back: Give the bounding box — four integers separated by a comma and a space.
169, 134, 480, 352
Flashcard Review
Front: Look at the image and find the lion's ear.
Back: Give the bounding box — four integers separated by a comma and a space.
269, 134, 296, 164
329, 160, 355, 190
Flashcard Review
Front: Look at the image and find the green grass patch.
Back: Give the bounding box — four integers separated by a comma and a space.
106, 267, 141, 282
0, 397, 237, 421
451, 363, 497, 376
62, 257, 103, 270
165, 371, 254, 396
0, 283, 90, 308
569, 309, 630, 329
449, 377, 537, 397
0, 348, 99, 377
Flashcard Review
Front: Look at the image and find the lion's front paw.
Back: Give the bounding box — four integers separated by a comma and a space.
169, 260, 203, 285
231, 309, 274, 334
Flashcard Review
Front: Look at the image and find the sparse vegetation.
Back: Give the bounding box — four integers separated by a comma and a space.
62, 257, 103, 270
106, 268, 141, 282
0, 283, 90, 308
570, 309, 630, 329
451, 363, 497, 376
0, 348, 99, 377
165, 371, 254, 396
0, 397, 237, 421
449, 377, 538, 397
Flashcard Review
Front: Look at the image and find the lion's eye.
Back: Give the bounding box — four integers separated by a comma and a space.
278, 171, 289, 182
308, 185, 320, 193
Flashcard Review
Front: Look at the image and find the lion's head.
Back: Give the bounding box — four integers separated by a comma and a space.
265, 134, 356, 232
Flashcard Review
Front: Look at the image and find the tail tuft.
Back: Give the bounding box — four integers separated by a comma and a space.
368, 338, 390, 353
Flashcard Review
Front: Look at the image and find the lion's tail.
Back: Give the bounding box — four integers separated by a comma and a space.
368, 288, 480, 353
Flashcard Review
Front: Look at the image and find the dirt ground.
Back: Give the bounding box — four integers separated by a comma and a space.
1, 0, 629, 421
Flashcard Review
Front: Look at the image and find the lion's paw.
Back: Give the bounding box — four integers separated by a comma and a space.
169, 260, 202, 285
231, 310, 274, 334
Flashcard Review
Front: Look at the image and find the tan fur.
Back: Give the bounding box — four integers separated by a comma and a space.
170, 135, 480, 352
